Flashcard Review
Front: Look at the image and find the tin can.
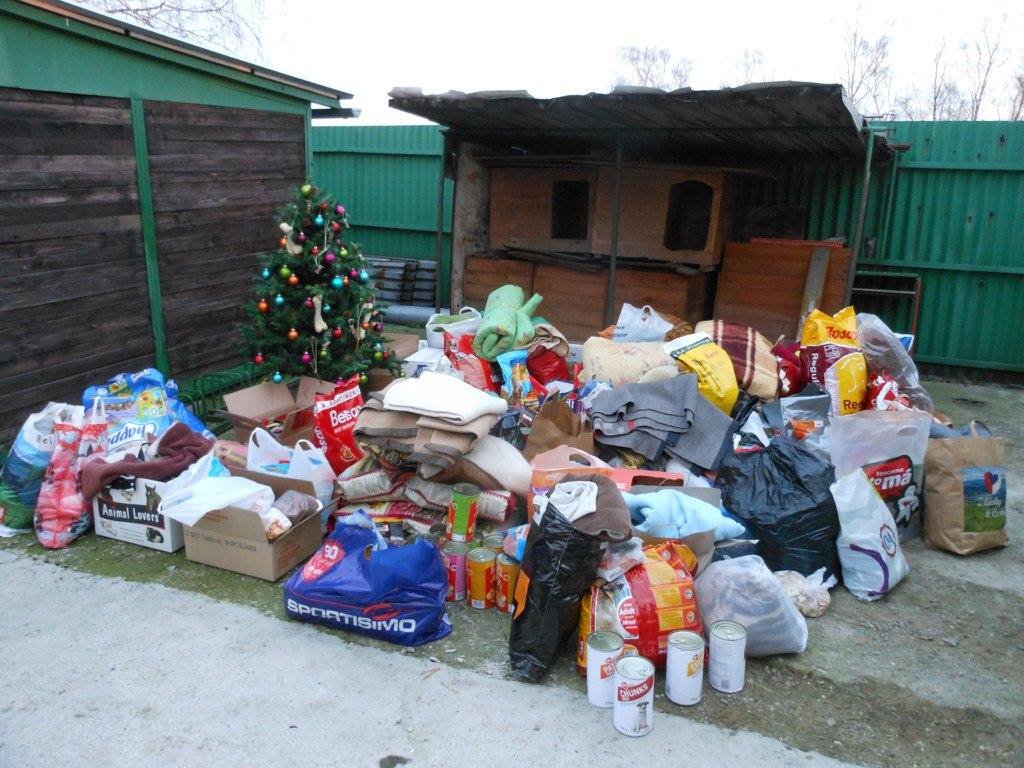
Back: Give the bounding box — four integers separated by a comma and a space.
467, 547, 496, 609
586, 631, 624, 708
495, 553, 520, 613
441, 541, 469, 602
708, 620, 746, 694
613, 655, 655, 737
481, 533, 504, 553
447, 482, 480, 542
466, 538, 483, 550
665, 630, 704, 706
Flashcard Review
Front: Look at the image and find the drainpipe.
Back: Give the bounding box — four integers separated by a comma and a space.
604, 136, 624, 326
846, 127, 877, 304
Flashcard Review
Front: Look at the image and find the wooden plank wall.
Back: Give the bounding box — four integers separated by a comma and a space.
0, 87, 154, 442
713, 241, 852, 341
145, 102, 306, 380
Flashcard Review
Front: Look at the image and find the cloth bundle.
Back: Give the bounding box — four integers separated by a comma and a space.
472, 285, 544, 361
591, 374, 734, 471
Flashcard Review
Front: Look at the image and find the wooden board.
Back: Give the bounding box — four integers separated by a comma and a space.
713, 241, 851, 341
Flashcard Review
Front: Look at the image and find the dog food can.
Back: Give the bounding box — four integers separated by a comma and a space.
481, 533, 504, 553
441, 540, 469, 602
614, 656, 655, 737
586, 631, 624, 708
665, 630, 704, 706
447, 482, 480, 542
708, 620, 746, 694
467, 547, 496, 609
495, 553, 520, 613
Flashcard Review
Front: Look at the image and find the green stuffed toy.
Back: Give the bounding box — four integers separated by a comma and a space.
472, 285, 544, 360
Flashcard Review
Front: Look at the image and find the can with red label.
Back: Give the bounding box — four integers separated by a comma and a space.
495, 553, 520, 613
447, 482, 480, 542
613, 655, 655, 737
586, 631, 624, 708
467, 547, 495, 609
442, 540, 468, 602
665, 630, 704, 706
708, 620, 746, 694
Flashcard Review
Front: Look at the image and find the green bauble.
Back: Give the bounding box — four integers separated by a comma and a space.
279, 265, 292, 279
373, 351, 384, 362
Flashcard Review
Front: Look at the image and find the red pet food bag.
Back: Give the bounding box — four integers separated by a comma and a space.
314, 376, 365, 473
444, 330, 499, 392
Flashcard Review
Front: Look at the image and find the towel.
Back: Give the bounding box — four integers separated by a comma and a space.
624, 489, 746, 541
382, 371, 507, 424
525, 319, 570, 358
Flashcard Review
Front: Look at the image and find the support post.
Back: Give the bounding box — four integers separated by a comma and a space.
847, 128, 877, 304
434, 135, 450, 310
130, 96, 170, 376
604, 136, 624, 326
877, 149, 901, 260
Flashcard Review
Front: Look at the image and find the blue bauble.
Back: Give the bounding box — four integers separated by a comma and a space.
331, 276, 343, 289
261, 268, 271, 279
274, 294, 285, 306
359, 270, 369, 282
323, 304, 332, 314
314, 214, 324, 227
272, 372, 283, 383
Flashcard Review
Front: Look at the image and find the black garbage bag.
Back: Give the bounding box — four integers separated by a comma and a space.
509, 505, 604, 682
716, 434, 841, 580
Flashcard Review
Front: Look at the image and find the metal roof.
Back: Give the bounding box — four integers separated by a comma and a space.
9, 0, 352, 106
389, 82, 889, 160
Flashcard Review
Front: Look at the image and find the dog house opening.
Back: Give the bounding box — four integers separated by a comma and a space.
551, 180, 590, 239
663, 180, 713, 251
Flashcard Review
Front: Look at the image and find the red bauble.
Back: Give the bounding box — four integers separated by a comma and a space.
254, 352, 265, 364
311, 246, 320, 256
332, 327, 343, 339
278, 236, 288, 249
382, 351, 390, 361
304, 297, 314, 308
287, 328, 299, 342
319, 202, 329, 212
331, 221, 341, 232
361, 321, 370, 330
257, 298, 269, 313
288, 274, 300, 286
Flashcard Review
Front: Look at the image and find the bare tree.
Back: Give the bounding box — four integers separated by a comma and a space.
614, 46, 692, 91
79, 0, 264, 57
895, 41, 968, 120
1009, 67, 1024, 121
961, 20, 1005, 119
841, 19, 892, 116
739, 49, 771, 84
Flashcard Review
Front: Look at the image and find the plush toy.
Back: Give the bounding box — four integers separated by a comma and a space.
472, 285, 544, 361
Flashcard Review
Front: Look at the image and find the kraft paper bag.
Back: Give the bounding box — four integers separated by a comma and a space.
523, 400, 595, 461
924, 434, 1008, 555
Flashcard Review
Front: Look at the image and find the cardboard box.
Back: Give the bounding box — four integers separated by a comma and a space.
181, 467, 333, 581
222, 376, 335, 446
365, 332, 423, 391
92, 476, 184, 553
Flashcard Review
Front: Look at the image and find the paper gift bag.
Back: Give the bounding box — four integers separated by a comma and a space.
523, 400, 595, 461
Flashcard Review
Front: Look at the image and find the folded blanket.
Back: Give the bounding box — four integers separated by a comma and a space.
382, 371, 507, 424
525, 319, 570, 358
472, 284, 544, 361
624, 489, 746, 541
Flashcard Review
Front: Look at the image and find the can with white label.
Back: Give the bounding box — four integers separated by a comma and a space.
708, 620, 746, 694
586, 631, 624, 708
613, 655, 655, 737
665, 630, 704, 706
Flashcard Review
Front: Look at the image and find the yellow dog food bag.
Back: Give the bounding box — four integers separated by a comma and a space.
800, 307, 867, 415
664, 333, 739, 415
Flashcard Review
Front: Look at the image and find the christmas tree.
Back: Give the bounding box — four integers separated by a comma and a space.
242, 183, 397, 385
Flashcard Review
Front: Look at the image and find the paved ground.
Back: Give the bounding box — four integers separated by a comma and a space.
1, 378, 1021, 768
0, 551, 854, 768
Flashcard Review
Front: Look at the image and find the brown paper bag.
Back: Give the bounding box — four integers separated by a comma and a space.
523, 400, 594, 461
924, 435, 1008, 555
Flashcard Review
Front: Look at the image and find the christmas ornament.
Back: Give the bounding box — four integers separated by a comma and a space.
349, 268, 358, 279
278, 236, 288, 249
319, 202, 329, 212
373, 351, 383, 362
320, 347, 328, 359
331, 221, 341, 232
373, 322, 383, 332
323, 303, 332, 313
361, 321, 370, 330
273, 371, 284, 383
340, 247, 349, 257
300, 184, 312, 197
359, 270, 369, 282
261, 268, 271, 279
382, 351, 390, 361
359, 373, 368, 385
332, 327, 343, 339
288, 328, 299, 341
343, 276, 350, 286
311, 295, 327, 333
314, 214, 324, 227
331, 276, 343, 289
304, 297, 314, 308
279, 265, 291, 279
274, 294, 285, 307
298, 232, 307, 243
254, 352, 265, 364
288, 274, 300, 286
335, 204, 345, 215
311, 245, 320, 256
301, 351, 312, 365
324, 251, 336, 264
257, 298, 269, 313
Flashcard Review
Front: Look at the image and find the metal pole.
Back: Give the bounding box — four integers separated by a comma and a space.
846, 128, 876, 304
433, 137, 449, 311
130, 96, 170, 376
604, 136, 624, 325
877, 149, 900, 261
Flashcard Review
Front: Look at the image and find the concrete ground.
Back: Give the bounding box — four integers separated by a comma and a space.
0, 378, 1021, 768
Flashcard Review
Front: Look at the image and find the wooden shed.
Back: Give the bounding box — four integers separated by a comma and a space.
0, 0, 353, 440
390, 84, 890, 341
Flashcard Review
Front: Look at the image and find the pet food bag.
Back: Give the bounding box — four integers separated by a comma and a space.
828, 409, 931, 541
313, 376, 366, 473
924, 429, 1008, 555
664, 332, 739, 415
831, 469, 909, 601
444, 330, 498, 392
578, 544, 702, 672
284, 510, 451, 646
800, 307, 867, 416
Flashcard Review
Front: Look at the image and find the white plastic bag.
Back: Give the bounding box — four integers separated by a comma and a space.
774, 568, 837, 617
426, 306, 482, 349
612, 303, 673, 343
159, 453, 275, 527
831, 469, 909, 601
247, 429, 337, 504
695, 555, 808, 656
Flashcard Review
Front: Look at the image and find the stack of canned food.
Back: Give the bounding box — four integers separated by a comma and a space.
585, 620, 748, 737
439, 483, 521, 612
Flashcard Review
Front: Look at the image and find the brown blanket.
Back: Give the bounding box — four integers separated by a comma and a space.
82, 423, 214, 501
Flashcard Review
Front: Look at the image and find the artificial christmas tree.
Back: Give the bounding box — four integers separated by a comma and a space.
242, 184, 398, 385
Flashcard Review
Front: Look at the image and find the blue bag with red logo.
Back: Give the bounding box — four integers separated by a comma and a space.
284, 511, 452, 646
